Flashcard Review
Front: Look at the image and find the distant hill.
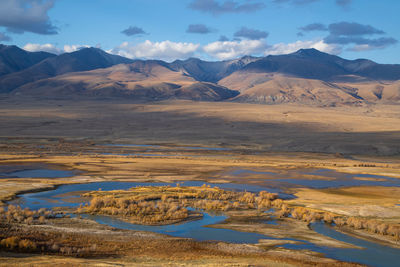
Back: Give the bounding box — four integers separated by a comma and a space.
0, 47, 133, 93
13, 60, 239, 101
240, 48, 400, 82
221, 73, 363, 105
0, 44, 55, 77
218, 49, 400, 105
2, 45, 400, 105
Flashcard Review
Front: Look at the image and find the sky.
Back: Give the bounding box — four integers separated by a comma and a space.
0, 0, 399, 63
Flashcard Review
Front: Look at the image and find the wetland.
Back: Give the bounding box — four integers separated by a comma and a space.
1, 100, 400, 266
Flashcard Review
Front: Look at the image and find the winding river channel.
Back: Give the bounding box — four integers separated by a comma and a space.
8, 179, 400, 267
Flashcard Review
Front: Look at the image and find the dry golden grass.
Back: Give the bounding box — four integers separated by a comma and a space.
1, 99, 400, 155
288, 186, 400, 217
281, 186, 400, 245
0, 252, 330, 267
139, 100, 400, 133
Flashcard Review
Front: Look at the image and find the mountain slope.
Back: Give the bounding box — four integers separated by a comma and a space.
169, 56, 258, 83
224, 73, 362, 105
336, 80, 400, 102
219, 71, 400, 105
0, 47, 133, 93
242, 49, 400, 82
13, 60, 239, 101
0, 44, 55, 77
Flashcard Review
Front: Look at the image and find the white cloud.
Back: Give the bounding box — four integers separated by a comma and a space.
23, 43, 61, 54
265, 40, 342, 55
23, 43, 89, 54
63, 44, 90, 53
24, 39, 344, 62
109, 39, 341, 61
110, 40, 200, 62
202, 39, 268, 60
311, 40, 342, 54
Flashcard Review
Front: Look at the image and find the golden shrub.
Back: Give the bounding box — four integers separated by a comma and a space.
0, 236, 20, 250
18, 239, 37, 251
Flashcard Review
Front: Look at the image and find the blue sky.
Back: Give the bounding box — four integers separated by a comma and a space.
0, 0, 399, 63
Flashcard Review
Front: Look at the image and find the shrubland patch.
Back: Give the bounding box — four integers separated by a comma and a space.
77, 185, 279, 225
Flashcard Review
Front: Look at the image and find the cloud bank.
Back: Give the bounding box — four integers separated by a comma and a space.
23, 43, 89, 54
0, 0, 58, 35
108, 38, 338, 61
110, 40, 200, 61
299, 21, 398, 51
203, 39, 268, 60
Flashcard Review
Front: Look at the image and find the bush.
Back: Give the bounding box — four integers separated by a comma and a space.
0, 236, 20, 250
38, 216, 46, 224
80, 186, 285, 225
323, 213, 334, 224
334, 217, 346, 227
18, 239, 37, 252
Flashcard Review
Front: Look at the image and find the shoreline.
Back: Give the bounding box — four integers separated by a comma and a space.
81, 211, 205, 227
335, 225, 400, 249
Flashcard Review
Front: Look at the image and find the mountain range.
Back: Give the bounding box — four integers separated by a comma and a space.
1, 44, 399, 105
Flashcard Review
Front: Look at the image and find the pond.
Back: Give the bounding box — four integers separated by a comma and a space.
0, 165, 76, 179
225, 168, 400, 189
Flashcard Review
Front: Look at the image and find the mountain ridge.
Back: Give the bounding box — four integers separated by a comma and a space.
0, 44, 55, 77
13, 60, 239, 101
0, 46, 134, 93
1, 44, 400, 105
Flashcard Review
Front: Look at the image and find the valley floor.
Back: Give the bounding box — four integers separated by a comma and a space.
1, 98, 400, 155
0, 98, 400, 266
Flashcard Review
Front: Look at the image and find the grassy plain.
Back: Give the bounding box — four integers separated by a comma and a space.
1, 98, 400, 155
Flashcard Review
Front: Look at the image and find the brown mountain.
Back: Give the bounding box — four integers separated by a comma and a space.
0, 47, 133, 93
13, 60, 239, 101
217, 49, 400, 105
2, 45, 400, 105
219, 72, 400, 105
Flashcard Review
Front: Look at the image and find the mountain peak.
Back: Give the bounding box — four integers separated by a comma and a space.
68, 46, 102, 55
292, 48, 327, 57
1, 44, 21, 52
0, 44, 56, 78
